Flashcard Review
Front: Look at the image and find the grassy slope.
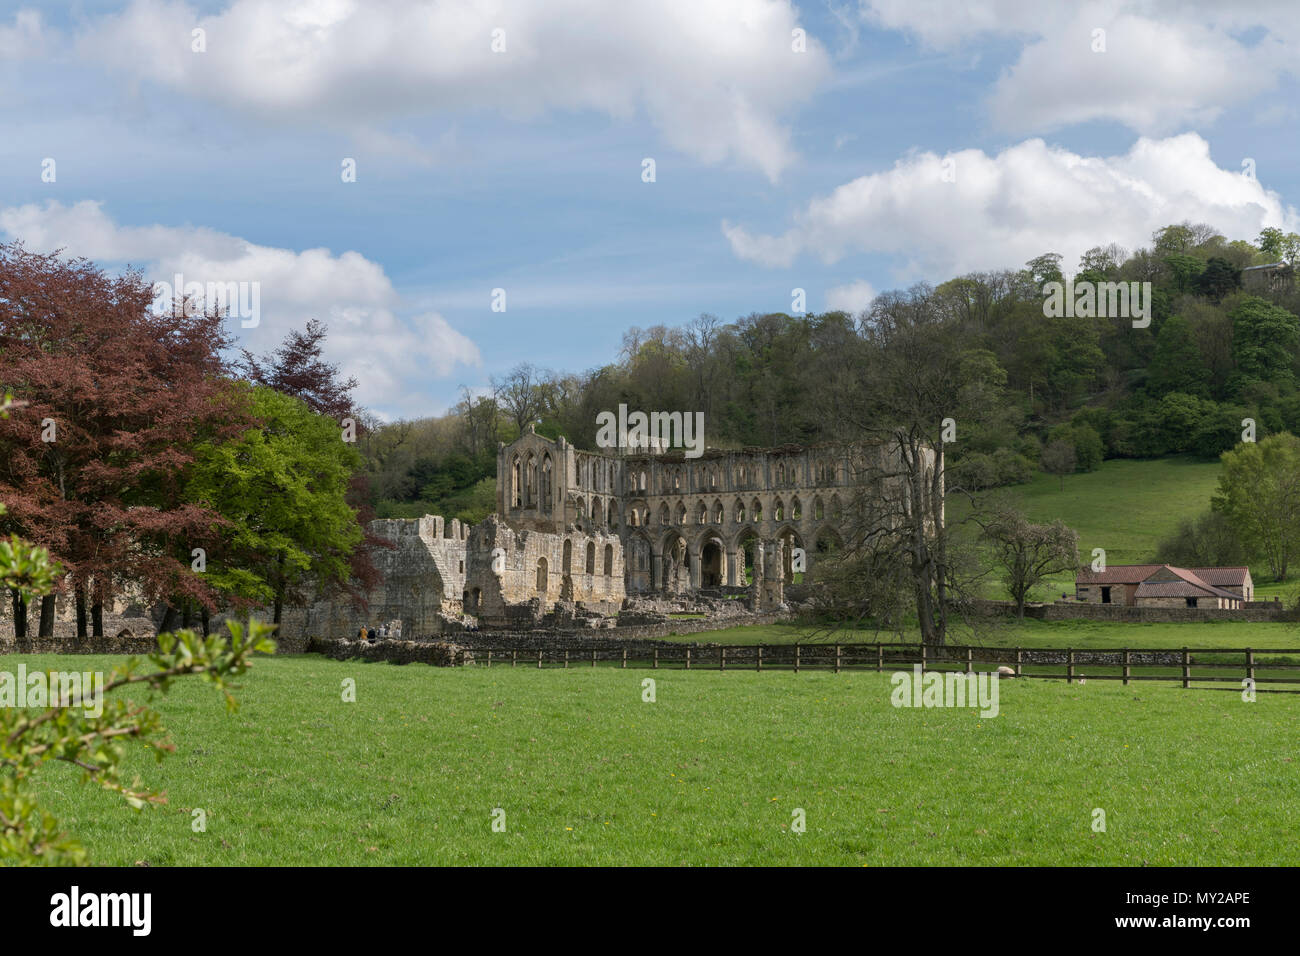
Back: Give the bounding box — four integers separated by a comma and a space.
24, 653, 1300, 866
949, 457, 1296, 601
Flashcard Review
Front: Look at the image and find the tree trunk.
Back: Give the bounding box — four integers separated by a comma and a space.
182, 599, 194, 630
200, 605, 210, 637
10, 590, 27, 640
75, 587, 87, 641
159, 605, 180, 634
91, 601, 104, 639
38, 594, 55, 638
273, 553, 285, 627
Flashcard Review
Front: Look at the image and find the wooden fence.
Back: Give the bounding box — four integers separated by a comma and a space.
471, 642, 1300, 692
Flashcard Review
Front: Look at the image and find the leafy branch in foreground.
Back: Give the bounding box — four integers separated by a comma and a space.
0, 392, 278, 864
0, 620, 277, 865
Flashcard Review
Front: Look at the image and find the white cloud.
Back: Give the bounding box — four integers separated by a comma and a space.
825, 279, 877, 313
79, 0, 831, 181
0, 200, 480, 416
859, 1, 1300, 135
724, 133, 1300, 278
0, 10, 47, 60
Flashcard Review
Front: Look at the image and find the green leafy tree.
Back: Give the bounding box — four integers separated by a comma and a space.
1193, 256, 1242, 302
1047, 423, 1103, 471
1230, 297, 1300, 391
187, 385, 363, 626
1211, 433, 1300, 582
1164, 253, 1203, 293
1147, 314, 1210, 397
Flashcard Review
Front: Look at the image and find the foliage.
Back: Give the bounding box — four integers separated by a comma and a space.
186, 385, 363, 622
979, 507, 1079, 617
0, 620, 276, 865
1211, 433, 1300, 582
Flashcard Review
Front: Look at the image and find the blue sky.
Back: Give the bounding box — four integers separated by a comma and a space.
2, 1, 1298, 419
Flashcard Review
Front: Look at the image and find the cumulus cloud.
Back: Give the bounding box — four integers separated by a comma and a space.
859, 0, 1300, 135
0, 200, 480, 416
78, 0, 830, 181
724, 133, 1300, 278
0, 10, 46, 60
825, 279, 877, 314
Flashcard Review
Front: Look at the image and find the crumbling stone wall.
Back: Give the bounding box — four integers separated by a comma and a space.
465, 514, 625, 626
285, 515, 468, 640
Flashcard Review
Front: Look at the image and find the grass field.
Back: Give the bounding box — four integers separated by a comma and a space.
21, 652, 1300, 866
673, 618, 1300, 649
949, 457, 1299, 601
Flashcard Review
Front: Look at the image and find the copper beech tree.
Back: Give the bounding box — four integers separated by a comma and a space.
0, 243, 246, 639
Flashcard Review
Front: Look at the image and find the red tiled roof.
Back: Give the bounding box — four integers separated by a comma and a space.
1076, 564, 1162, 584
1077, 564, 1246, 601
1187, 567, 1250, 586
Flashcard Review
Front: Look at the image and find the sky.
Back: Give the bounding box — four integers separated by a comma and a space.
2, 0, 1299, 420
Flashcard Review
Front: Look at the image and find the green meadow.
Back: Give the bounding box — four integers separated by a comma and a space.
949, 457, 1299, 602
21, 652, 1300, 867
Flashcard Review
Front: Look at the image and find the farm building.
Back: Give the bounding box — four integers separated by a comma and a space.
1074, 564, 1253, 609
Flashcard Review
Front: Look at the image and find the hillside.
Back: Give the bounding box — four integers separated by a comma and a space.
953, 456, 1293, 602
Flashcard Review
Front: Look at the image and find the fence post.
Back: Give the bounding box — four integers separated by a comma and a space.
538, 648, 543, 669
622, 647, 628, 670
966, 647, 973, 674
1067, 648, 1074, 684
486, 649, 492, 668
512, 649, 517, 668
835, 644, 841, 674
653, 647, 659, 670
720, 646, 726, 672
1015, 647, 1022, 677
921, 642, 927, 674
686, 647, 691, 671
757, 645, 763, 672
795, 643, 801, 674
1122, 648, 1130, 686
876, 643, 883, 673
564, 649, 569, 670
1246, 647, 1254, 686
1182, 647, 1190, 689
592, 649, 597, 667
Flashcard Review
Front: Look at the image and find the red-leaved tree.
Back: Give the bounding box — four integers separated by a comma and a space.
0, 243, 246, 639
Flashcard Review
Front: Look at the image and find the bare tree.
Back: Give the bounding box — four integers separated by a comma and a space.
1041, 440, 1076, 491
822, 285, 1002, 648
978, 506, 1079, 618
492, 362, 548, 436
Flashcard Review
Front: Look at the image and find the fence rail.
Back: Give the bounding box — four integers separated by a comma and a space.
470, 642, 1300, 692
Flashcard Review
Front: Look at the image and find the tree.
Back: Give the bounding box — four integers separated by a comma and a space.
492, 363, 549, 437
187, 385, 363, 627
1041, 440, 1076, 490
1211, 433, 1300, 582
1230, 297, 1300, 391
1164, 253, 1203, 293
242, 320, 380, 617
1193, 256, 1242, 302
980, 508, 1079, 618
823, 287, 1000, 648
0, 243, 240, 640
1155, 508, 1248, 568
0, 395, 274, 867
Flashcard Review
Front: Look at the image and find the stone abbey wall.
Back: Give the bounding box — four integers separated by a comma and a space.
465, 514, 625, 625
497, 427, 935, 599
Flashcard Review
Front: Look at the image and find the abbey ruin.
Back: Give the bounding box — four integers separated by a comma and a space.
1, 427, 936, 646
285, 427, 938, 640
